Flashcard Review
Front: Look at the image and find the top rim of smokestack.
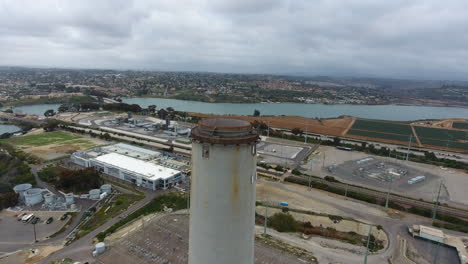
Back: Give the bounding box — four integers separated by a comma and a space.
191, 118, 259, 144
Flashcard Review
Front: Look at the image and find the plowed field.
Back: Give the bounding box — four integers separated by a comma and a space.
190, 113, 352, 136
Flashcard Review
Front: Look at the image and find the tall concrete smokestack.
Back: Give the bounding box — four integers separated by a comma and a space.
189, 118, 259, 264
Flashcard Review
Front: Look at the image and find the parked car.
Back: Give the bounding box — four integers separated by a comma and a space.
60, 214, 68, 221
46, 217, 54, 224
31, 216, 40, 225
17, 212, 27, 221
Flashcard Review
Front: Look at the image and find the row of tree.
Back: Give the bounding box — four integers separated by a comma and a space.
38, 166, 103, 193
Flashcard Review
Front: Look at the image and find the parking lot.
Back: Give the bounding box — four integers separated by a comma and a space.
98, 213, 316, 264
330, 157, 447, 202
0, 210, 69, 253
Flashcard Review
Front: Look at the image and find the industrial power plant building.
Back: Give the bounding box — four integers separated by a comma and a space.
71, 143, 186, 190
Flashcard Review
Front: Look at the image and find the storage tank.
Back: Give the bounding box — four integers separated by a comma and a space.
189, 118, 259, 264
95, 242, 106, 254
44, 193, 55, 205
100, 184, 112, 194
13, 183, 32, 200
89, 189, 101, 199
65, 193, 74, 204
24, 188, 43, 206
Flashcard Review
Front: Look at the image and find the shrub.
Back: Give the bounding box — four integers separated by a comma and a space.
291, 169, 302, 175
268, 212, 300, 232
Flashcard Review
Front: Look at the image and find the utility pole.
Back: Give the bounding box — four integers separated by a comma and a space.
432, 180, 443, 221
308, 158, 313, 189
385, 174, 393, 209
304, 125, 308, 144
344, 183, 348, 198
263, 205, 268, 236
363, 225, 373, 264
406, 134, 412, 162
267, 121, 270, 137
322, 153, 326, 169
33, 222, 37, 243
186, 177, 190, 210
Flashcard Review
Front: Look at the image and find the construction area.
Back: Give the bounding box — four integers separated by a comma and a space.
329, 156, 447, 202
97, 213, 317, 264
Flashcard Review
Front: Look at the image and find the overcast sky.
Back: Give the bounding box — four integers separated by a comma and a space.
1, 0, 468, 80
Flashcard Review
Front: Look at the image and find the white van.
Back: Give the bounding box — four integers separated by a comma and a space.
22, 214, 34, 223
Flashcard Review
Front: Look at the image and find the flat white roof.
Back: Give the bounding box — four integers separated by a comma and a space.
420, 225, 445, 238
93, 152, 180, 181
101, 143, 161, 159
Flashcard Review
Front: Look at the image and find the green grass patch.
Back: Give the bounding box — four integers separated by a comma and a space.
418, 137, 468, 151
414, 126, 467, 142
452, 122, 468, 130
76, 194, 143, 239
352, 119, 413, 135
347, 129, 413, 143
1, 131, 82, 146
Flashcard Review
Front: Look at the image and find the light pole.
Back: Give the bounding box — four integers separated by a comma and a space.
267, 121, 270, 137
304, 125, 308, 144
33, 222, 37, 243
363, 225, 373, 264
385, 174, 393, 209
432, 180, 443, 221
406, 134, 412, 162
308, 158, 313, 189
263, 205, 268, 236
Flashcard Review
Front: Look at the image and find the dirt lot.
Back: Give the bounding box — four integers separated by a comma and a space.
98, 213, 316, 264
10, 130, 106, 160
256, 206, 387, 243
256, 179, 388, 219
190, 113, 352, 136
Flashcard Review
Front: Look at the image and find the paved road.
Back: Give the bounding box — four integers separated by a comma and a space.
38, 189, 163, 264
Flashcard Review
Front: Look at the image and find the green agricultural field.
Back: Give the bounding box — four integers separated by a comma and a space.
418, 137, 468, 151
2, 131, 82, 146
414, 126, 468, 141
347, 129, 413, 143
452, 122, 468, 130
351, 119, 413, 135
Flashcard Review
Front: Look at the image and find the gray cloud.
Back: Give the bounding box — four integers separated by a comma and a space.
1, 0, 468, 79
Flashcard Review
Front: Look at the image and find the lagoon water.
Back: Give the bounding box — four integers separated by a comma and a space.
1, 99, 467, 121
123, 98, 468, 121
0, 124, 21, 134
7, 104, 62, 117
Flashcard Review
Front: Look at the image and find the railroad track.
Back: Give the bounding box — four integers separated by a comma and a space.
288, 175, 468, 219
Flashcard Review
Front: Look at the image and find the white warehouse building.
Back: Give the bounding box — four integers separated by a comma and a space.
71, 143, 186, 190
91, 153, 184, 190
